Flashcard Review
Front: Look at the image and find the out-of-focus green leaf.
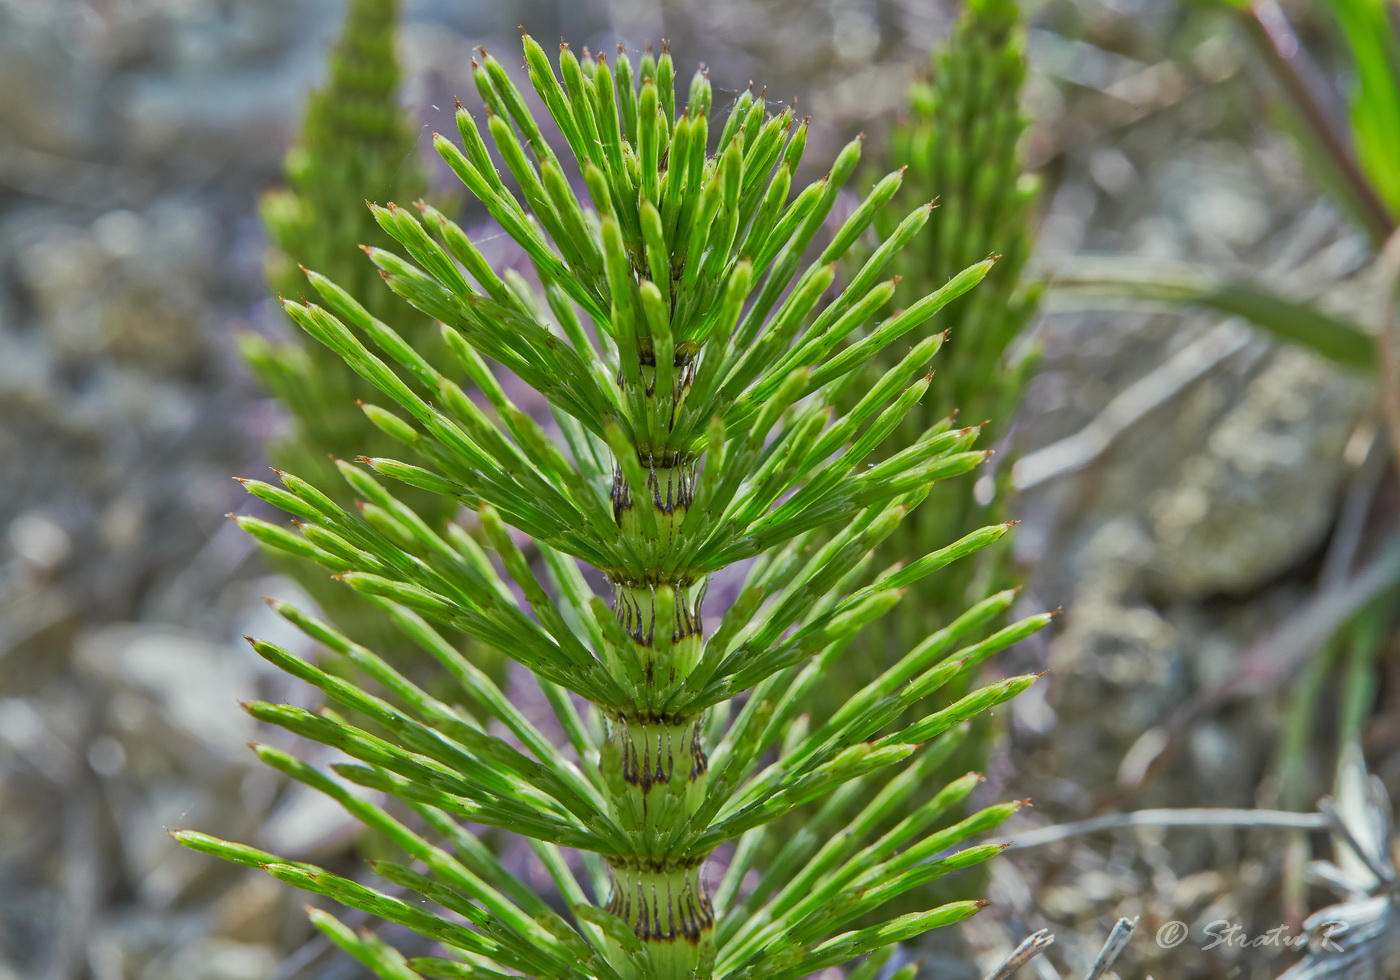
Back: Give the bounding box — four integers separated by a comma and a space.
1329, 0, 1400, 215
1045, 256, 1377, 369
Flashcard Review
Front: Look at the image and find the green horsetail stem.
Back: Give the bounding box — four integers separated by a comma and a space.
185, 34, 1053, 979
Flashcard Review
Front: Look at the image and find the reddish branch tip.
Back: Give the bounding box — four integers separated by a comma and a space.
232, 477, 248, 485
662, 39, 671, 54
262, 596, 278, 606
453, 97, 463, 109
241, 634, 256, 645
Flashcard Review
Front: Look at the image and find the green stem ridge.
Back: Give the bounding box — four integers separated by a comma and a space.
186, 33, 1052, 980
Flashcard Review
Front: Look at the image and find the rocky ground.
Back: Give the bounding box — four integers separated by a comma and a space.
1, 0, 1393, 978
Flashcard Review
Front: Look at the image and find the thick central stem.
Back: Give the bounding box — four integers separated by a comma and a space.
599, 714, 713, 977
605, 855, 715, 977
598, 352, 716, 976
596, 583, 712, 973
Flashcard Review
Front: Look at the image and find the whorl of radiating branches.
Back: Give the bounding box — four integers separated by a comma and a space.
180, 35, 1050, 980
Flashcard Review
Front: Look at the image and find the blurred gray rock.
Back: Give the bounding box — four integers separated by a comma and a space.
1146, 348, 1372, 597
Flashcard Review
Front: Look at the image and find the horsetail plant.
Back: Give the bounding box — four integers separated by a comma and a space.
243, 0, 480, 654
878, 0, 1040, 643
246, 0, 431, 490
819, 0, 1042, 853
181, 37, 1052, 979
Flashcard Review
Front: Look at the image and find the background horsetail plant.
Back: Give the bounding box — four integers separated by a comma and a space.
244, 0, 435, 508
819, 0, 1041, 867
876, 0, 1040, 653
179, 36, 1052, 978
243, 0, 476, 652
